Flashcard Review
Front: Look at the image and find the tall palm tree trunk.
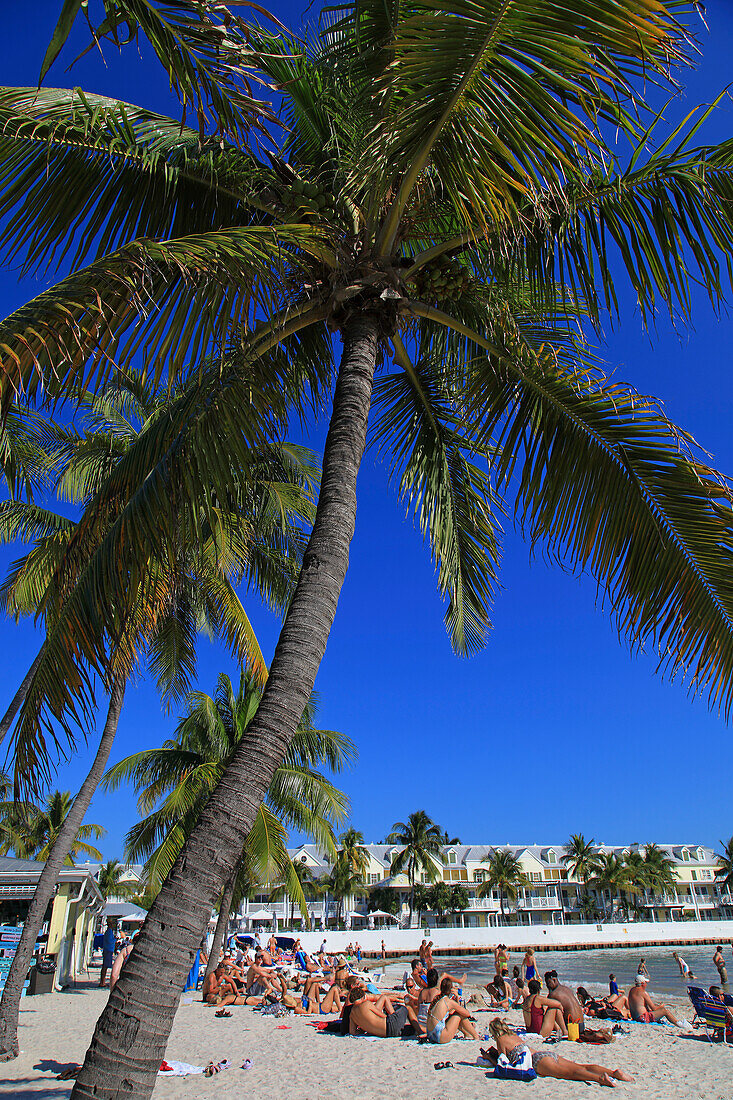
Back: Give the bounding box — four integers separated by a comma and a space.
70, 311, 382, 1100
0, 643, 45, 747
202, 873, 237, 987
0, 677, 125, 1061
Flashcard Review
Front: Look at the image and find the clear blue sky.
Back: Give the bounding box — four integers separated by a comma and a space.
1, 3, 732, 859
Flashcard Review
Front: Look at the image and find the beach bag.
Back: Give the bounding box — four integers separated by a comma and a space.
494, 1049, 537, 1082
578, 1028, 613, 1044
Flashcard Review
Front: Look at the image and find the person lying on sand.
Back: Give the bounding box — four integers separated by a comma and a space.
348, 987, 419, 1037
523, 980, 567, 1037
628, 977, 680, 1024
426, 978, 479, 1043
485, 1018, 634, 1087
577, 987, 631, 1021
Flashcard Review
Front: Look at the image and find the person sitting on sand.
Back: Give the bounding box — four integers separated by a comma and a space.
348, 987, 418, 1038
708, 986, 733, 1031
244, 958, 285, 997
524, 979, 567, 1037
486, 973, 512, 1010
628, 976, 680, 1025
426, 977, 479, 1043
484, 1018, 634, 1087
301, 975, 343, 1014
544, 971, 584, 1034
203, 964, 262, 1008
513, 977, 528, 1007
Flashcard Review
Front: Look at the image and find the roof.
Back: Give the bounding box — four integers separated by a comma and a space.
0, 855, 45, 874
104, 902, 147, 920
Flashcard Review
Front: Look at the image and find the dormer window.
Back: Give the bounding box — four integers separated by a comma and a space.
696, 847, 704, 862
448, 850, 457, 865
681, 848, 690, 862
547, 850, 556, 865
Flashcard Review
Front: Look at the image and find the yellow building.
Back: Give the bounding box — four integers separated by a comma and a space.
0, 856, 103, 990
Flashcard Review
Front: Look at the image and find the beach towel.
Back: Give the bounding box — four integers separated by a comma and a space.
158, 1061, 203, 1076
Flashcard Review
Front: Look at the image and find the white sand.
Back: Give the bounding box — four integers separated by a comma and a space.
2, 975, 731, 1100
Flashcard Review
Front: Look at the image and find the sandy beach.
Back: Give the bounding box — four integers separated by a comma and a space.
2, 967, 731, 1100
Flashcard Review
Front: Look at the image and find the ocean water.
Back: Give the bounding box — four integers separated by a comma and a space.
378, 944, 731, 999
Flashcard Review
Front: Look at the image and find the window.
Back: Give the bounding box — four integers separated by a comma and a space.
421, 873, 428, 884
369, 874, 379, 885
448, 851, 457, 865
691, 869, 698, 881
696, 848, 705, 862
545, 869, 560, 881
254, 893, 270, 904
699, 869, 712, 880
681, 848, 690, 862
473, 870, 486, 883
528, 871, 542, 883
547, 850, 556, 865
300, 854, 308, 863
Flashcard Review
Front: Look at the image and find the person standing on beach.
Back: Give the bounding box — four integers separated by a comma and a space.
522, 948, 537, 981
713, 946, 728, 985
672, 952, 695, 981
99, 919, 117, 988
637, 957, 650, 981
381, 939, 386, 959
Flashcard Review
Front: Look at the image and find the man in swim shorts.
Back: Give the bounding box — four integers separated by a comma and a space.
628, 976, 680, 1024
545, 971, 585, 1033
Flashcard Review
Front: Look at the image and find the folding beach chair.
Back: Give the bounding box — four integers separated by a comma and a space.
687, 986, 732, 1044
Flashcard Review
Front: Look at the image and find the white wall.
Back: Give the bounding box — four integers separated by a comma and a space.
296, 920, 733, 956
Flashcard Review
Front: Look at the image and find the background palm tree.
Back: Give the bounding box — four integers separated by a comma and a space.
387, 810, 443, 926
5, 3, 733, 1094
104, 670, 354, 979
562, 835, 602, 905
7, 791, 104, 865
642, 844, 678, 902
715, 837, 733, 895
338, 827, 370, 878
269, 859, 316, 929
478, 849, 528, 926
592, 853, 639, 921
97, 859, 137, 903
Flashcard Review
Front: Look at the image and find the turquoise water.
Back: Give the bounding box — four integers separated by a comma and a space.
415, 945, 730, 999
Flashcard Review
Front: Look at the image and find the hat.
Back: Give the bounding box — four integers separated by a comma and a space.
635, 975, 649, 985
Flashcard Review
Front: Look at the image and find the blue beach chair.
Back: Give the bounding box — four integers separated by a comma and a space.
687, 986, 732, 1044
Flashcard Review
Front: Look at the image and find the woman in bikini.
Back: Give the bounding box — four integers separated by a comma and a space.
486, 1017, 634, 1086
425, 978, 479, 1044
523, 979, 567, 1037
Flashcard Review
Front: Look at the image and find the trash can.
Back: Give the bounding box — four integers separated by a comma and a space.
27, 961, 55, 995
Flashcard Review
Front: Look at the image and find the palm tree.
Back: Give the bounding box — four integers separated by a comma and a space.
0, 379, 316, 1061
8, 791, 104, 865
97, 860, 137, 903
4, 2, 733, 1092
642, 844, 678, 901
715, 837, 733, 895
269, 859, 316, 929
326, 860, 365, 927
592, 853, 639, 921
387, 811, 443, 926
104, 670, 354, 981
339, 828, 370, 879
562, 835, 602, 913
478, 849, 528, 926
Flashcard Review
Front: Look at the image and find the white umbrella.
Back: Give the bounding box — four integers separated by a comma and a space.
367, 909, 400, 920
247, 909, 274, 921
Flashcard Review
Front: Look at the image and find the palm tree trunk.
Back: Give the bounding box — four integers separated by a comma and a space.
70, 310, 382, 1100
202, 873, 237, 987
0, 642, 45, 748
0, 677, 125, 1061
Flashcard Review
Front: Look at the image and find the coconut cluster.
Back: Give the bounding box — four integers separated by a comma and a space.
284, 178, 341, 219
409, 255, 471, 301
